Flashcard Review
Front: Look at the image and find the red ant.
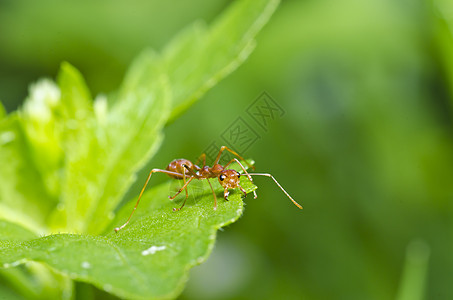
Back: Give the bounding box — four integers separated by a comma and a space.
114, 146, 302, 232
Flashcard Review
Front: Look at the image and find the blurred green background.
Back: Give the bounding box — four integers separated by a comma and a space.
2, 0, 453, 299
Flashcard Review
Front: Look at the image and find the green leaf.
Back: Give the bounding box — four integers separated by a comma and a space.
0, 282, 23, 300
87, 53, 171, 234
46, 62, 98, 232
50, 60, 171, 234
18, 78, 65, 200
0, 178, 256, 299
57, 62, 93, 116
434, 0, 453, 105
161, 0, 280, 121
0, 0, 278, 298
0, 219, 37, 241
0, 115, 55, 234
0, 221, 73, 300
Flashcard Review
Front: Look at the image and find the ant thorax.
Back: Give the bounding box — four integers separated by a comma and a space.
197, 164, 224, 178
198, 166, 211, 178
210, 164, 223, 174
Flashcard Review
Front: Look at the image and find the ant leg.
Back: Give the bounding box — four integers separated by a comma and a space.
205, 178, 218, 210
223, 188, 230, 201
195, 153, 207, 167
169, 168, 193, 200
172, 183, 192, 211
225, 158, 257, 199
238, 184, 247, 197
172, 169, 195, 211
169, 177, 195, 200
213, 146, 255, 170
115, 169, 186, 232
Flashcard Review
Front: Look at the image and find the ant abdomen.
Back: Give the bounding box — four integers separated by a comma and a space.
166, 159, 195, 179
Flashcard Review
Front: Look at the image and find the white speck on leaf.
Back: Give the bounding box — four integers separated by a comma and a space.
142, 245, 166, 256
81, 261, 91, 269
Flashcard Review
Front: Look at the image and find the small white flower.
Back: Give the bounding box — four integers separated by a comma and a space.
94, 94, 108, 124
23, 79, 61, 121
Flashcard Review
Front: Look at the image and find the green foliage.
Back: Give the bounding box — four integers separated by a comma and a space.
0, 0, 275, 298
0, 179, 256, 299
162, 0, 279, 121
3, 0, 453, 299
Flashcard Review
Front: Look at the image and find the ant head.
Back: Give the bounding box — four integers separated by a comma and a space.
218, 169, 240, 189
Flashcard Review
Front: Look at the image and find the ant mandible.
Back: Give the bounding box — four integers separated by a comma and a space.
114, 146, 302, 232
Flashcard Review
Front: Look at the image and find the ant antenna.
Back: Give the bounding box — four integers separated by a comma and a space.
246, 173, 303, 209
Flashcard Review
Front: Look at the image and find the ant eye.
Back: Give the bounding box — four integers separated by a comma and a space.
219, 174, 226, 181
237, 174, 241, 178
